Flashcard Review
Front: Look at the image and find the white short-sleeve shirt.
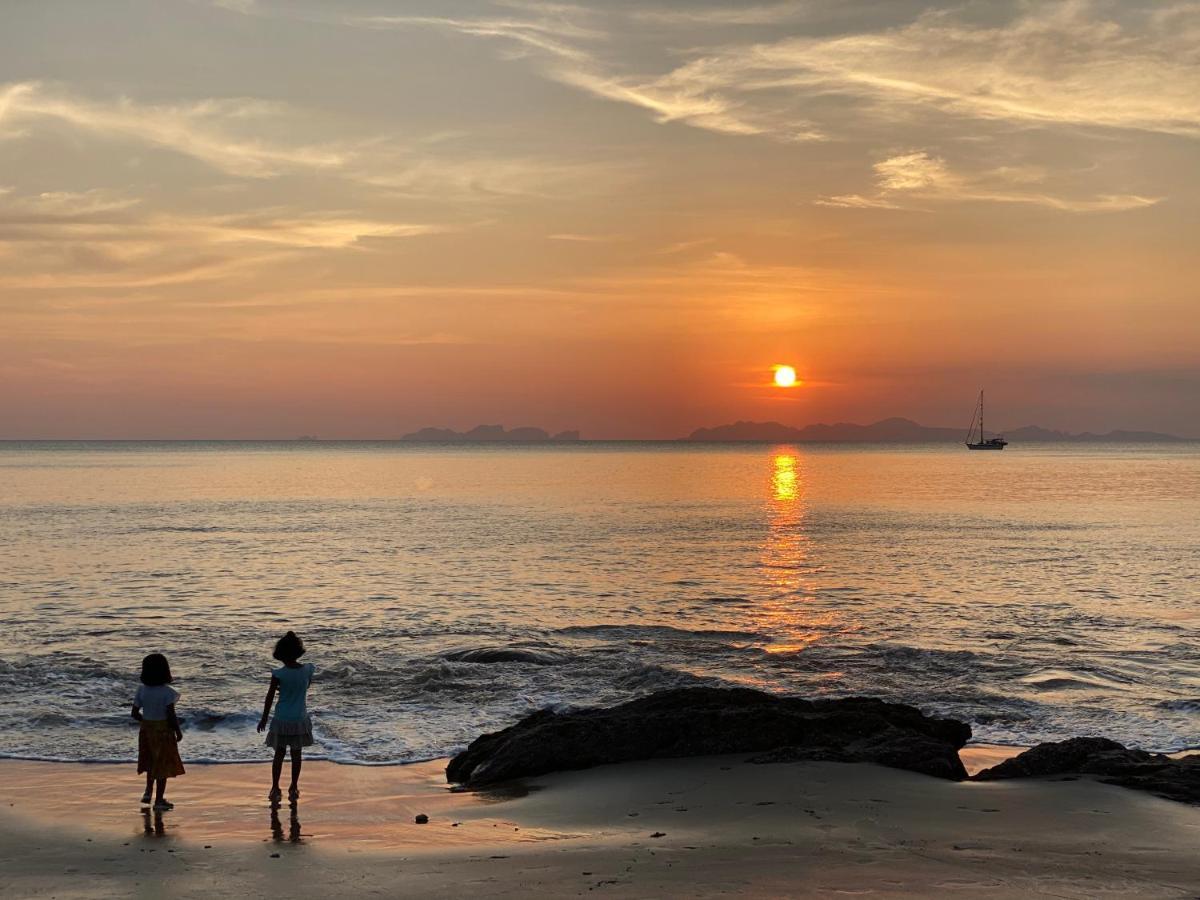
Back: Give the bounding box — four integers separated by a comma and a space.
135, 684, 180, 721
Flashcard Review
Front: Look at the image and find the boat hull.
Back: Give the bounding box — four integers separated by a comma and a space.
966, 442, 1006, 450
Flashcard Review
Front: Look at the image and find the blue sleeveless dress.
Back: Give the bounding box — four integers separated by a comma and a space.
265, 662, 315, 749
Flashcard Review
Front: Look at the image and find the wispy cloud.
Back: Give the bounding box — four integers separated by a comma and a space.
326, 2, 1200, 143
815, 194, 903, 210
199, 214, 449, 248
0, 188, 449, 291
820, 150, 1160, 212
346, 9, 787, 138
0, 81, 348, 177
548, 232, 626, 242
0, 188, 142, 217
178, 0, 1200, 221
643, 2, 1200, 139
0, 78, 627, 205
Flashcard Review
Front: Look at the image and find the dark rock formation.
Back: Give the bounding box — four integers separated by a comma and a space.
1106, 756, 1200, 805
446, 687, 971, 787
973, 737, 1200, 805
973, 737, 1157, 779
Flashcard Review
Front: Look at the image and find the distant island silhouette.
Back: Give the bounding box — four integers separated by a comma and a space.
401, 425, 581, 442
684, 418, 1183, 443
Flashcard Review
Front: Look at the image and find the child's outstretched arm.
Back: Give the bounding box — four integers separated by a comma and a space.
167, 703, 183, 742
257, 677, 279, 733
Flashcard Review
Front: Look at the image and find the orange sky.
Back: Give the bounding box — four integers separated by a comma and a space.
2, 1, 1198, 438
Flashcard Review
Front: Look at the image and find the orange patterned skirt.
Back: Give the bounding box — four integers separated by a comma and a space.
137, 720, 185, 779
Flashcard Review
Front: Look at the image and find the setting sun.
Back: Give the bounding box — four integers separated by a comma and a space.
773, 365, 798, 388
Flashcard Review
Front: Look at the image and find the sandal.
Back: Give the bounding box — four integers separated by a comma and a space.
140, 791, 152, 805
268, 787, 282, 805
153, 800, 174, 811
288, 786, 300, 801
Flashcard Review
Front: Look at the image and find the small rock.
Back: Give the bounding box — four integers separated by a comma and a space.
270, 853, 280, 858
415, 814, 429, 824
650, 832, 666, 838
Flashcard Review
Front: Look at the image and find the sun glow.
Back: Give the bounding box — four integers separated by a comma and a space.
773, 365, 798, 388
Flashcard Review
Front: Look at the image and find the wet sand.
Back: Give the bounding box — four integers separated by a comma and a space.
2, 753, 1198, 898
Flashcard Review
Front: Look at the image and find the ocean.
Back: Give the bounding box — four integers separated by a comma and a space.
1, 441, 1197, 765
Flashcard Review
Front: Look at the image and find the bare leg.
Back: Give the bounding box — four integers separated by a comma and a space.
289, 746, 302, 796
143, 773, 153, 801
154, 777, 167, 803
271, 746, 286, 797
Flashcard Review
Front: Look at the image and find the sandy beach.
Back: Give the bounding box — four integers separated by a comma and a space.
3, 751, 1199, 898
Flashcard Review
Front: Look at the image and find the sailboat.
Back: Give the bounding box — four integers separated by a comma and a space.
965, 390, 1008, 450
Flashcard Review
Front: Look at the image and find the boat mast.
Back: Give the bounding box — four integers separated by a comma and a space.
979, 390, 984, 442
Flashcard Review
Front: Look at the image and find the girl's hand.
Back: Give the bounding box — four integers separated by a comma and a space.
257, 718, 268, 733
175, 729, 183, 742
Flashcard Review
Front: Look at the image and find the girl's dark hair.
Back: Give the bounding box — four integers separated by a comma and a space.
273, 631, 305, 663
140, 653, 173, 686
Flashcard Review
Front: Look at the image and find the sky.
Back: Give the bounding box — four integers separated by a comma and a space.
1, 0, 1197, 439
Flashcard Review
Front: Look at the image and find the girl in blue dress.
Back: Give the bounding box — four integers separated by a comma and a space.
257, 631, 315, 805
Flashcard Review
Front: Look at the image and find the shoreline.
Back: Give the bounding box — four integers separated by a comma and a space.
0, 742, 1035, 773
4, 752, 1200, 897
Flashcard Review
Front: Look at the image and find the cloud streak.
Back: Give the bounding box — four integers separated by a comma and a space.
329, 2, 1200, 141
720, 3, 1200, 137
347, 9, 785, 137
0, 189, 450, 291
820, 151, 1160, 212
0, 82, 348, 177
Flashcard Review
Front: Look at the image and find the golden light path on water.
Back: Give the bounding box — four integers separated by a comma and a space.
751, 452, 848, 667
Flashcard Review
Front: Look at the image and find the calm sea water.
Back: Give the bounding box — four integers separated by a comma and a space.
1, 441, 1198, 764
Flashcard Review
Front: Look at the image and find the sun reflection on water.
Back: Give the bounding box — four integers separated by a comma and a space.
772, 453, 799, 502
764, 452, 808, 595
754, 450, 846, 661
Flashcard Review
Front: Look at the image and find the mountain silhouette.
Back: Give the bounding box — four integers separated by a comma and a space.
684, 418, 1182, 443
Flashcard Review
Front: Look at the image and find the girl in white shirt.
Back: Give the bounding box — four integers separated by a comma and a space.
131, 653, 184, 809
